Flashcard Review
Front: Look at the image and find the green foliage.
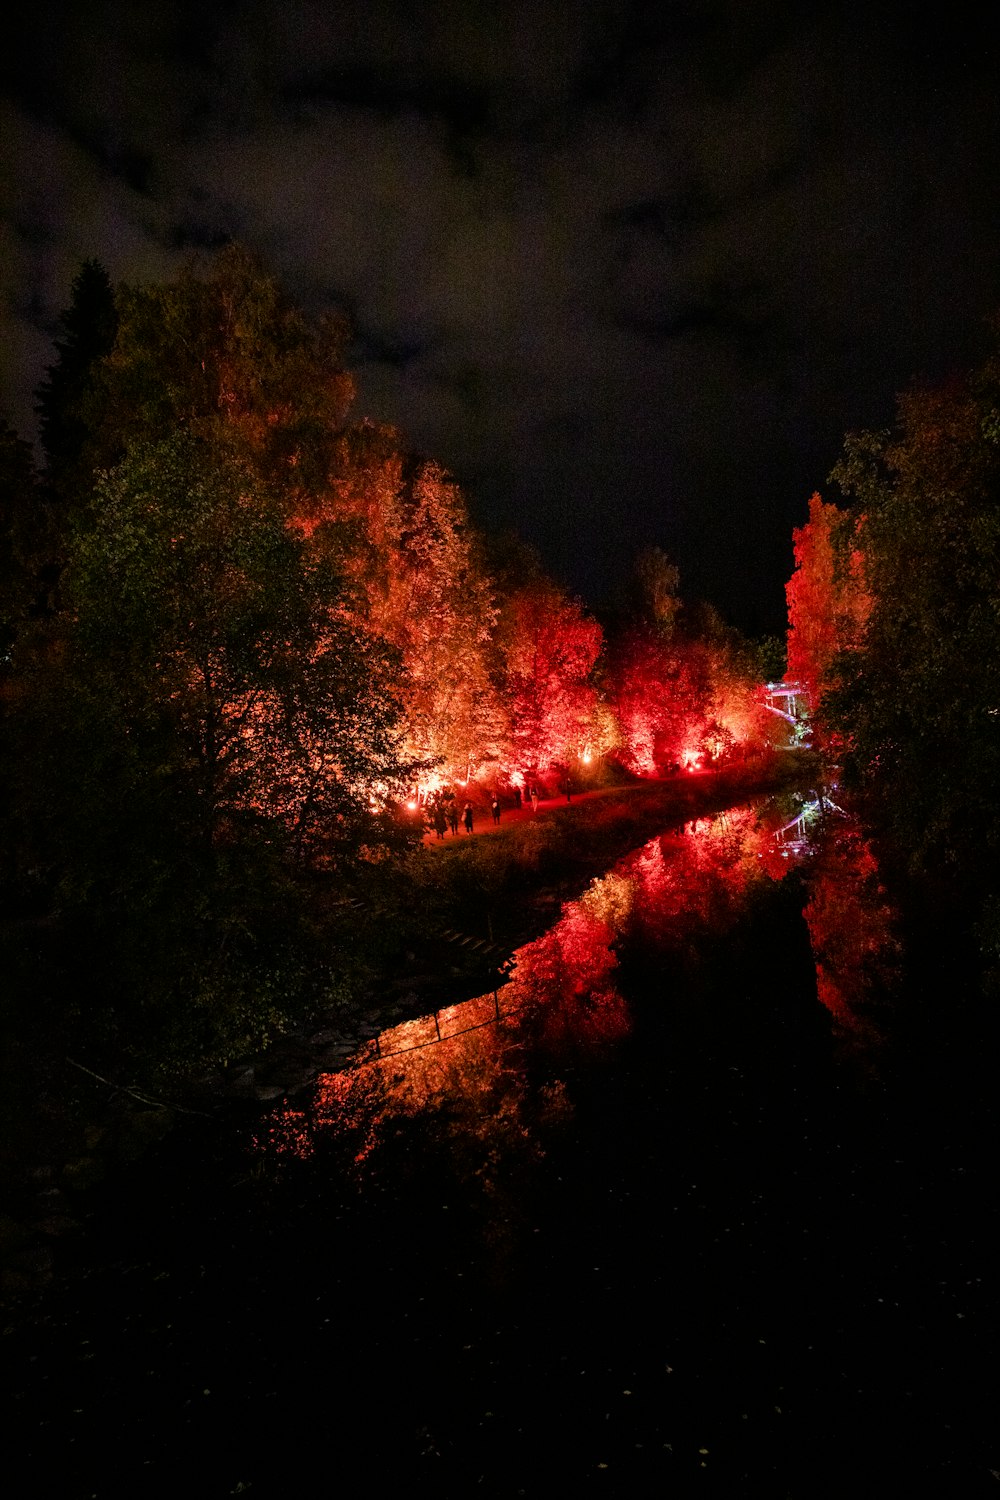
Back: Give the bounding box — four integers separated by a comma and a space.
753, 634, 787, 683
826, 358, 1000, 902
64, 433, 412, 861
2, 430, 419, 1076
1, 241, 810, 1091
4, 247, 409, 1080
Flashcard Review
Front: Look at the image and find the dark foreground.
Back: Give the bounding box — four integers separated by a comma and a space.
3, 805, 998, 1497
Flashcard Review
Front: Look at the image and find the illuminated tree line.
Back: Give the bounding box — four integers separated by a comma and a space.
2, 249, 778, 839
784, 329, 1000, 984
0, 248, 779, 1064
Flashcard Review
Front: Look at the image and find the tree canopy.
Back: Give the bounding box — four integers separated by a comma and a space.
783, 333, 1000, 993
1, 244, 778, 1073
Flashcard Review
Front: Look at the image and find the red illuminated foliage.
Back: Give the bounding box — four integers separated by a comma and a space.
608, 620, 774, 775
609, 626, 709, 773
59, 434, 413, 866
802, 818, 901, 1037
323, 432, 502, 782
785, 492, 870, 725
494, 576, 603, 780
42, 248, 784, 809
253, 805, 802, 1177
80, 251, 508, 795
606, 550, 776, 776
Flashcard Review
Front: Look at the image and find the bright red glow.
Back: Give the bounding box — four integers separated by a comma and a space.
785, 492, 871, 722
801, 817, 900, 1039
253, 802, 807, 1173
498, 579, 603, 777
322, 450, 500, 788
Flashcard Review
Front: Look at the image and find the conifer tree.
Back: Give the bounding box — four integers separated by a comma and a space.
35, 259, 118, 505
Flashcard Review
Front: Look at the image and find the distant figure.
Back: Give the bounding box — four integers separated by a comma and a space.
432, 803, 448, 839
529, 786, 538, 814
463, 801, 474, 834
448, 801, 459, 835
491, 797, 501, 825
513, 786, 522, 810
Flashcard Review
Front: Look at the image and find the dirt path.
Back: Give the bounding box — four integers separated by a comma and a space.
419, 778, 695, 844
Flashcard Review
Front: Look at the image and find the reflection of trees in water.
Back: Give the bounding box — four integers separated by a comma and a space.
256, 908, 628, 1195
611, 804, 789, 960
255, 802, 816, 1180
802, 817, 903, 1043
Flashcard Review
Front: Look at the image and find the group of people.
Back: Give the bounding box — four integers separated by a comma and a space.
419, 788, 476, 838
423, 789, 467, 839
419, 782, 545, 840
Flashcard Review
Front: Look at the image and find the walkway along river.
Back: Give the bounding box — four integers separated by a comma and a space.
4, 792, 999, 1496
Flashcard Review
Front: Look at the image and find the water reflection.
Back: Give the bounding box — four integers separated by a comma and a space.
255, 794, 821, 1177
802, 811, 902, 1043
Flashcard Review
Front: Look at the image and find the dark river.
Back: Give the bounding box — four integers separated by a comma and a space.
7, 795, 999, 1496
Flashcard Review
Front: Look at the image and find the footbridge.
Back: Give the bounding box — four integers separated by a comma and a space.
763, 680, 810, 726
763, 680, 811, 742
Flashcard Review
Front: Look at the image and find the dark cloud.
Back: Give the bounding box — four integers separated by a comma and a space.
4, 0, 1000, 633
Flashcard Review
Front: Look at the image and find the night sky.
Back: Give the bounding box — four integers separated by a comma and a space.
4, 1, 1000, 635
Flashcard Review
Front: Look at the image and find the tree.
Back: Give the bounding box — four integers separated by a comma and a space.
63, 434, 412, 864
34, 259, 118, 506
3, 432, 422, 1066
89, 250, 508, 793
92, 245, 354, 499
321, 429, 502, 785
785, 491, 870, 728
494, 576, 603, 780
825, 369, 1000, 891
0, 418, 42, 658
632, 545, 682, 637
606, 565, 775, 774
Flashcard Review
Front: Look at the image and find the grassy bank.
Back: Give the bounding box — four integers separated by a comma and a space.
390, 751, 821, 964
0, 751, 819, 1297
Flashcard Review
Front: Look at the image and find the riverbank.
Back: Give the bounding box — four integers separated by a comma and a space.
0, 752, 820, 1300
242, 754, 820, 1095
402, 753, 816, 950
6, 753, 997, 1499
